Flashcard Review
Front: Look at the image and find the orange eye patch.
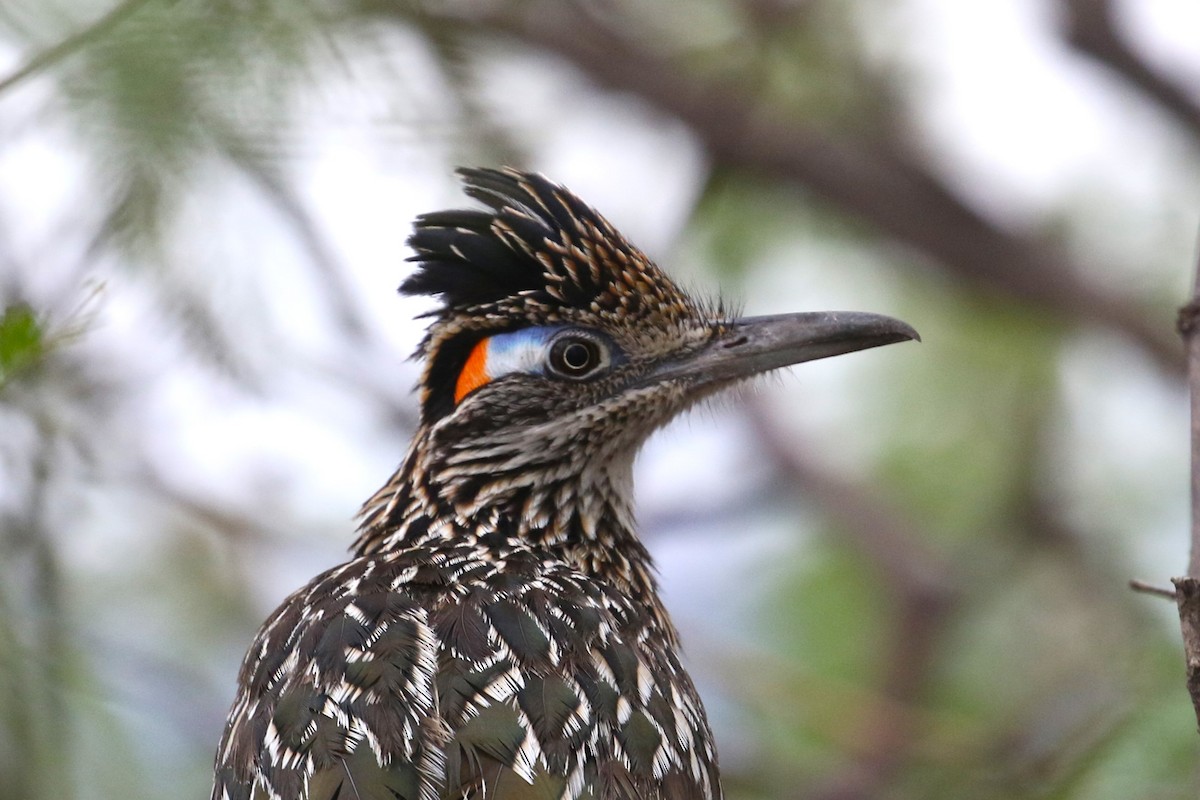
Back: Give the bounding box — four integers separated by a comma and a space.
455, 338, 491, 403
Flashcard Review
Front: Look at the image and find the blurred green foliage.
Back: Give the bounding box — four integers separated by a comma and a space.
0, 304, 44, 388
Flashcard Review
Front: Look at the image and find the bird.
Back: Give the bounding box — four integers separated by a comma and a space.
211, 166, 917, 800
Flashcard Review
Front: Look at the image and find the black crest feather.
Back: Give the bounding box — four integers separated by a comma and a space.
402, 168, 559, 308
401, 167, 642, 313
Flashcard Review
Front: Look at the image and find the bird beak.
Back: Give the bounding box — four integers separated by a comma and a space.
648, 311, 919, 392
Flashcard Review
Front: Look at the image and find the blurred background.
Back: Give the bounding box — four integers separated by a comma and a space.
1, 1, 1199, 798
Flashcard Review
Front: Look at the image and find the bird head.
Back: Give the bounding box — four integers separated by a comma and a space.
403, 168, 915, 459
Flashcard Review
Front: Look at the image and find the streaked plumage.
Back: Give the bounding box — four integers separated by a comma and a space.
212, 167, 917, 800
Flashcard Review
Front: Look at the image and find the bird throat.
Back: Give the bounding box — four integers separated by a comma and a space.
353, 428, 661, 600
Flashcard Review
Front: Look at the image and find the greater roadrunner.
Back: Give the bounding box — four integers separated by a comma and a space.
212, 167, 917, 800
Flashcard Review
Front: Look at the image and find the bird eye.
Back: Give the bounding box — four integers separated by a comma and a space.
547, 334, 608, 379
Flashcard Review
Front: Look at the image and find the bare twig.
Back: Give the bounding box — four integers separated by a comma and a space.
1129, 578, 1178, 600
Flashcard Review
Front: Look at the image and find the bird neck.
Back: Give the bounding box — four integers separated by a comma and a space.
354, 426, 663, 602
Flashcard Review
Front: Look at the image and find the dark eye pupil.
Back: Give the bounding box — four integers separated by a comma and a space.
551, 337, 602, 377
562, 342, 591, 370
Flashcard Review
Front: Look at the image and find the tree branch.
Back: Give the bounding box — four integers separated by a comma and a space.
1173, 239, 1200, 729
1173, 578, 1200, 729
1181, 270, 1200, 578
1060, 0, 1200, 145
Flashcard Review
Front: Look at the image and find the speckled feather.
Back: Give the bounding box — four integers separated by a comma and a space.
213, 168, 724, 800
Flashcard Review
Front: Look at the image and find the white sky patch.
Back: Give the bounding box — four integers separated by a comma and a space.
892, 0, 1199, 224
